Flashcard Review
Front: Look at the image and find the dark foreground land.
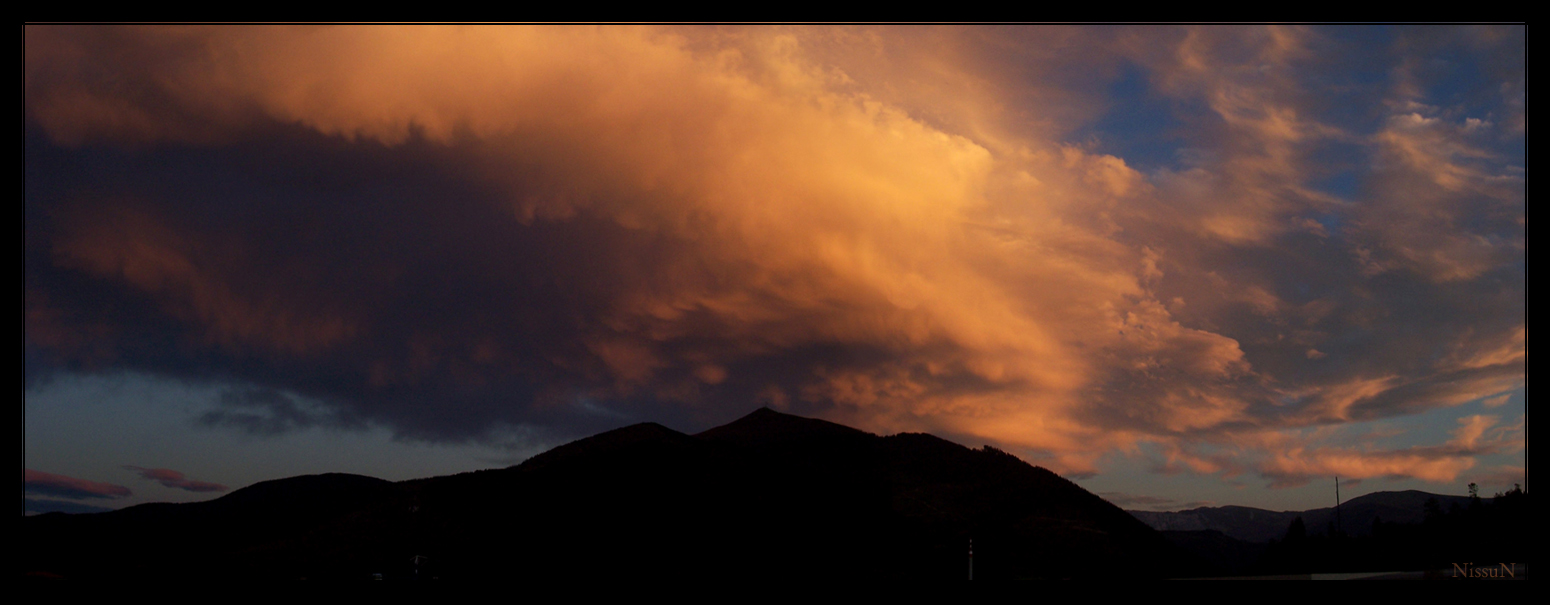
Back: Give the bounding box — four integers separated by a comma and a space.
1133, 488, 1530, 578
24, 408, 1185, 580
24, 408, 1527, 580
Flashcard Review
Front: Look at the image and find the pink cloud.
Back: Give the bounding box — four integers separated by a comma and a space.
123, 466, 228, 493
24, 469, 132, 500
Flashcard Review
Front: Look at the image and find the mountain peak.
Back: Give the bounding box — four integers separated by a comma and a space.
25, 408, 1187, 580
696, 407, 875, 446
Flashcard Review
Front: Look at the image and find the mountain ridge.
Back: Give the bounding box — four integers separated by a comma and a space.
1127, 490, 1476, 542
25, 407, 1190, 580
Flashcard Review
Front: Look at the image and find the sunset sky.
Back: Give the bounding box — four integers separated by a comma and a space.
24, 25, 1524, 515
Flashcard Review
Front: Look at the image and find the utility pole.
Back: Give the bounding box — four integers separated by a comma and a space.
1334, 476, 1343, 534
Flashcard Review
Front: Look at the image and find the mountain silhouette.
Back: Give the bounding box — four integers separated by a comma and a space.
1127, 490, 1476, 542
25, 408, 1187, 580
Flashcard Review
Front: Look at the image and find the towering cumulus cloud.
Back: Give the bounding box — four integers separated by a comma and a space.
25, 25, 1524, 487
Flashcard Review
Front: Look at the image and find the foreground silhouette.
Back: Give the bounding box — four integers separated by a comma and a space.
24, 408, 1186, 580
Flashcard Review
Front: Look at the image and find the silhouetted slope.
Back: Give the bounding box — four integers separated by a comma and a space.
1130, 505, 1302, 543
878, 432, 1183, 578
518, 421, 704, 472
1128, 490, 1475, 542
1338, 490, 1472, 527
1129, 489, 1527, 575
26, 408, 1189, 580
24, 474, 406, 579
409, 421, 765, 580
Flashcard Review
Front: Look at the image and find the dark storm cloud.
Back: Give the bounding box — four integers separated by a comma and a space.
24, 122, 783, 441
24, 25, 1524, 485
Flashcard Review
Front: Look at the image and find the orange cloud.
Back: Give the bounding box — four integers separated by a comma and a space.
52, 204, 358, 355
24, 25, 1525, 488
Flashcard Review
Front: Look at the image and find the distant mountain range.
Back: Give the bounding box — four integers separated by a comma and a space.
24, 408, 1189, 580
1127, 490, 1475, 543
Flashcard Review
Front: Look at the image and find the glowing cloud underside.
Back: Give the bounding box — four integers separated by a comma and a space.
24, 25, 1524, 486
